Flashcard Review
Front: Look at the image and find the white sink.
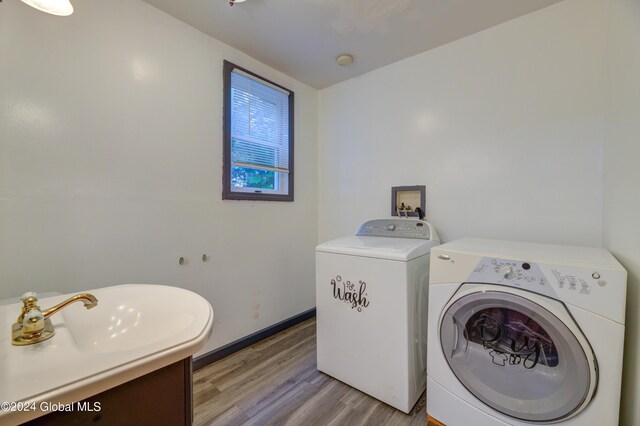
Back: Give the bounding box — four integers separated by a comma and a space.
63, 285, 203, 354
0, 284, 213, 425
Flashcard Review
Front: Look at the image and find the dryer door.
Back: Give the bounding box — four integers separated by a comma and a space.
440, 284, 597, 423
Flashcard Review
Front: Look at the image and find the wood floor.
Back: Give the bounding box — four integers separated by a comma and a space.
193, 318, 427, 426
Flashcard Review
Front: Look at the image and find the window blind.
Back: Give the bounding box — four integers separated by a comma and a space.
230, 70, 290, 173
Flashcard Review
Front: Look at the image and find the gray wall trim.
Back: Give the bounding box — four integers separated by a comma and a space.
193, 308, 316, 371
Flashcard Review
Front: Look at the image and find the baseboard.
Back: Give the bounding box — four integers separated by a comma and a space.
193, 308, 316, 371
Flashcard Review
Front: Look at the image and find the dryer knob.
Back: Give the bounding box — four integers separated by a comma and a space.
500, 265, 517, 280
386, 224, 396, 231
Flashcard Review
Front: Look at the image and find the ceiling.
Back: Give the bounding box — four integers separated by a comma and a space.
142, 0, 563, 89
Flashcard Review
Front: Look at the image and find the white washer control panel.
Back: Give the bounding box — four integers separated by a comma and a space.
357, 219, 431, 239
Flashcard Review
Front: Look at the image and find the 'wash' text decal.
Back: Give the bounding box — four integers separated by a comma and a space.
330, 275, 370, 312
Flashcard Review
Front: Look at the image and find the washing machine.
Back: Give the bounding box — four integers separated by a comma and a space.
426, 238, 627, 425
316, 219, 440, 413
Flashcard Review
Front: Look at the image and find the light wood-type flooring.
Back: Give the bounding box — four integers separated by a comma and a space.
193, 317, 428, 426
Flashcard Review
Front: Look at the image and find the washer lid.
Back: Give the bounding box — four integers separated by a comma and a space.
316, 236, 439, 261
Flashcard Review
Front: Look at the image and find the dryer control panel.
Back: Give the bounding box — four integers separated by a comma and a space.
470, 257, 550, 287
462, 255, 627, 324
357, 219, 432, 239
433, 238, 627, 324
467, 257, 599, 299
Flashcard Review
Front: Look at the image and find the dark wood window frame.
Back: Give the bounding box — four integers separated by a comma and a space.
222, 60, 295, 202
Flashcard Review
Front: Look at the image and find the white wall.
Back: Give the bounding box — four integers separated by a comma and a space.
0, 0, 318, 355
318, 0, 606, 247
603, 0, 640, 424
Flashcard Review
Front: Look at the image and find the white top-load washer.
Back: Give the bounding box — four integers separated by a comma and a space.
427, 238, 627, 426
316, 219, 440, 413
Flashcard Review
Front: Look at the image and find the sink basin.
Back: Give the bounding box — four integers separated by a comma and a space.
63, 285, 202, 354
0, 284, 213, 425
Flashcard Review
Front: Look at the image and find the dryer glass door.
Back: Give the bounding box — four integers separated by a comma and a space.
440, 288, 595, 423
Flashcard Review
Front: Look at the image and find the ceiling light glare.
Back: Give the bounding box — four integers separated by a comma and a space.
20, 0, 74, 16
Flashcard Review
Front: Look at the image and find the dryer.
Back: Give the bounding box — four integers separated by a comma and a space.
426, 238, 627, 425
316, 219, 440, 413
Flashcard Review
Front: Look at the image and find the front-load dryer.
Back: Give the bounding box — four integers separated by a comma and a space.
316, 219, 440, 413
427, 238, 627, 425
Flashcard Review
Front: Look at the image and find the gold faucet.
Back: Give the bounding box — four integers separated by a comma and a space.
41, 293, 98, 318
12, 292, 98, 346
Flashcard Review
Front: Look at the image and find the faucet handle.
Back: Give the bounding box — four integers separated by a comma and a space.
21, 292, 38, 302
17, 292, 40, 325
21, 309, 45, 336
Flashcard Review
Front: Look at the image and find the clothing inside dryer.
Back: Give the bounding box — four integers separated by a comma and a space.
440, 288, 595, 422
464, 308, 559, 369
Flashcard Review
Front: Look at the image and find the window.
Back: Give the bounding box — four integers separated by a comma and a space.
223, 60, 294, 201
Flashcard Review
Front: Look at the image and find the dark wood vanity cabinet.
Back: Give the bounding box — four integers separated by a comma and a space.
23, 358, 193, 425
